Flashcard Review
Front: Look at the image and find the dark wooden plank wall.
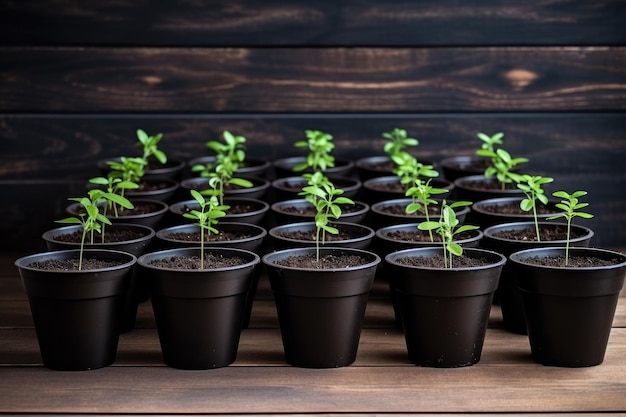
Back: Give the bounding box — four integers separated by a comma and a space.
1, 1, 625, 250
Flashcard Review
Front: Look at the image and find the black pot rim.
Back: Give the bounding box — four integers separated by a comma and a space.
483, 221, 594, 244
15, 249, 137, 273
271, 198, 369, 215
371, 198, 470, 217
375, 223, 482, 245
42, 223, 156, 246
262, 246, 381, 271
156, 222, 267, 244
138, 247, 260, 272
509, 246, 626, 270
385, 247, 506, 272
269, 221, 375, 244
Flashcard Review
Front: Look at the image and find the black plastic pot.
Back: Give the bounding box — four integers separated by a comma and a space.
471, 197, 561, 230
453, 175, 523, 202
42, 223, 156, 333
510, 247, 626, 367
370, 198, 469, 229
262, 247, 381, 368
271, 198, 369, 225
384, 247, 506, 368
67, 198, 169, 230
439, 155, 491, 182
355, 156, 436, 182
271, 175, 361, 201
188, 155, 272, 179
98, 157, 186, 181
482, 221, 594, 334
269, 221, 375, 251
180, 176, 270, 201
124, 178, 180, 202
168, 197, 269, 226
138, 247, 260, 370
272, 156, 354, 178
362, 175, 454, 204
15, 249, 136, 371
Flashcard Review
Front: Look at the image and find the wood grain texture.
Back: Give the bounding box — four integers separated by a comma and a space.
1, 47, 625, 112
1, 0, 624, 46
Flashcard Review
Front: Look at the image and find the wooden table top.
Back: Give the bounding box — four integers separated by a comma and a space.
1, 251, 625, 415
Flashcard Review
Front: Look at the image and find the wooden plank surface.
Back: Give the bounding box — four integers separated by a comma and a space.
1, 0, 624, 46
1, 47, 625, 112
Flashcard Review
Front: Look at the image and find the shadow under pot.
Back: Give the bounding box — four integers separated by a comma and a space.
362, 175, 454, 204
268, 221, 375, 251
481, 221, 594, 335
384, 247, 506, 368
180, 176, 270, 201
168, 197, 270, 227
271, 175, 361, 202
471, 197, 561, 230
262, 247, 381, 368
15, 249, 136, 371
453, 175, 523, 203
41, 223, 156, 333
271, 198, 369, 225
138, 247, 260, 370
66, 198, 169, 231
370, 198, 469, 229
188, 155, 272, 179
509, 247, 626, 367
272, 156, 355, 179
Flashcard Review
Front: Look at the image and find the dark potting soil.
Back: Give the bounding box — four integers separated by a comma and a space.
27, 258, 123, 271
479, 201, 556, 215
520, 255, 619, 268
274, 225, 365, 242
384, 229, 475, 243
280, 203, 364, 216
368, 180, 406, 192
394, 254, 491, 268
178, 202, 259, 215
453, 159, 491, 172
147, 253, 246, 269
491, 225, 585, 242
361, 160, 395, 173
54, 229, 147, 243
459, 178, 518, 191
378, 203, 443, 217
164, 231, 254, 242
138, 180, 172, 192
273, 253, 368, 269
112, 202, 162, 216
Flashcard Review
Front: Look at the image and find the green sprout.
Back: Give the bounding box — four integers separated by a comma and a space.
293, 130, 335, 172
475, 132, 527, 189
136, 128, 167, 165
418, 200, 480, 269
476, 132, 504, 153
383, 128, 419, 162
192, 130, 248, 176
55, 190, 115, 270
106, 156, 146, 188
517, 174, 554, 242
201, 156, 253, 206
182, 189, 230, 269
89, 174, 138, 217
547, 190, 594, 266
298, 171, 355, 261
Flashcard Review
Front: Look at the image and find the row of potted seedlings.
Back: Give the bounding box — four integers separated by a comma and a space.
14, 128, 626, 371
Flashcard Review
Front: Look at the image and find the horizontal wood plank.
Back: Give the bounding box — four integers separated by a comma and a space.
1, 47, 625, 112
2, 114, 625, 249
1, 0, 624, 46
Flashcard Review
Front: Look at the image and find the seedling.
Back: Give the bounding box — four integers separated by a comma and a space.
293, 130, 335, 172
517, 174, 554, 241
136, 128, 167, 165
418, 200, 480, 268
182, 189, 230, 269
201, 156, 253, 206
106, 156, 145, 189
475, 132, 527, 189
192, 130, 248, 176
393, 153, 448, 241
89, 174, 138, 217
547, 190, 594, 266
55, 190, 113, 270
383, 128, 418, 162
298, 171, 355, 261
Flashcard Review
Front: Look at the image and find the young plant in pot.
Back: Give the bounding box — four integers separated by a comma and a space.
189, 130, 271, 179
509, 190, 626, 367
262, 171, 381, 368
99, 129, 185, 181
138, 189, 260, 370
440, 131, 504, 181
355, 127, 420, 181
481, 177, 595, 335
15, 192, 137, 371
269, 172, 375, 251
384, 201, 506, 367
273, 129, 354, 178
453, 139, 528, 202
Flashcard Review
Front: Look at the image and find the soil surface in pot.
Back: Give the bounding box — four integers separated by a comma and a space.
361, 160, 395, 173
279, 203, 365, 216
135, 180, 172, 192
114, 202, 163, 216
53, 229, 147, 243
520, 255, 619, 268
162, 231, 254, 242
394, 254, 492, 268
273, 253, 368, 269
491, 225, 585, 241
274, 225, 365, 242
459, 178, 518, 191
146, 253, 246, 269
479, 201, 555, 215
178, 202, 262, 215
378, 203, 443, 216
384, 230, 475, 243
26, 258, 123, 271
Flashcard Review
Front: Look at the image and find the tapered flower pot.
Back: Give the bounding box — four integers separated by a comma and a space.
510, 247, 626, 367
168, 197, 269, 226
482, 221, 594, 334
263, 247, 381, 368
15, 249, 136, 371
138, 247, 260, 369
385, 247, 506, 367
272, 156, 354, 178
